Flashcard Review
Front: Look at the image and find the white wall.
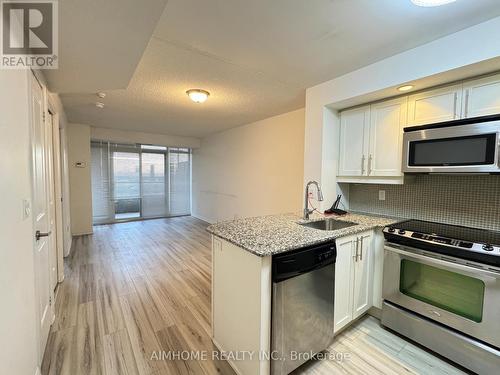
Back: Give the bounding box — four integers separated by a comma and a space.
67, 123, 93, 235
304, 16, 500, 209
91, 126, 201, 149
0, 69, 40, 375
192, 108, 305, 223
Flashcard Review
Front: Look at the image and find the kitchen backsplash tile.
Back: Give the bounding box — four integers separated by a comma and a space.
349, 175, 500, 231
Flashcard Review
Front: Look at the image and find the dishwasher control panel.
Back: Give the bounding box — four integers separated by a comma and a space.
317, 248, 335, 262
272, 242, 336, 283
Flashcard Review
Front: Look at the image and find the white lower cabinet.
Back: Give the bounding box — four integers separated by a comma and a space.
334, 230, 374, 333
333, 236, 355, 332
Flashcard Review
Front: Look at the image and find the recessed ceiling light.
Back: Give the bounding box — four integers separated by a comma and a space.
398, 85, 415, 92
186, 89, 210, 103
97, 92, 106, 98
95, 102, 105, 108
410, 0, 456, 7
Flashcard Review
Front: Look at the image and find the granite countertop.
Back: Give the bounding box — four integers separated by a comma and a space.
206, 212, 402, 256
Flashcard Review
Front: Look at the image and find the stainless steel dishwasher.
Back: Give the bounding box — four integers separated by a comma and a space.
271, 241, 336, 375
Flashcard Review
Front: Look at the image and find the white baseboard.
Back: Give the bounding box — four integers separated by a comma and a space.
63, 237, 72, 257
368, 306, 382, 319
191, 213, 215, 224
72, 231, 93, 236
211, 338, 244, 375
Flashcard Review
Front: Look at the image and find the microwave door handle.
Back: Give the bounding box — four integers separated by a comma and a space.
384, 245, 500, 279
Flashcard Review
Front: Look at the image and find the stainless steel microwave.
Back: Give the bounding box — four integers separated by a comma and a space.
402, 115, 500, 174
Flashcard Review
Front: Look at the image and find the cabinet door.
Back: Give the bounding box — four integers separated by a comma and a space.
334, 235, 355, 333
407, 84, 463, 126
352, 231, 374, 320
338, 106, 370, 176
463, 73, 500, 118
368, 97, 407, 177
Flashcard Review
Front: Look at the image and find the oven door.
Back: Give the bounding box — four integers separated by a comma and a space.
402, 122, 500, 173
383, 243, 500, 348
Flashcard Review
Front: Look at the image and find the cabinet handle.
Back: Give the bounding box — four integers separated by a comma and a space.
359, 237, 363, 261
464, 89, 470, 118
361, 155, 365, 175
368, 155, 372, 176
454, 92, 458, 119
354, 238, 359, 261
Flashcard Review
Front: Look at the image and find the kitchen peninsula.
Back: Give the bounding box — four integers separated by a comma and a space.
207, 212, 398, 375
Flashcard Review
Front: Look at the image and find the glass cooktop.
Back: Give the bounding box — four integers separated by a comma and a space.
390, 220, 500, 246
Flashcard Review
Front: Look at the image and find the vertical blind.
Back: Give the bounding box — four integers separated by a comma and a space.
91, 141, 191, 224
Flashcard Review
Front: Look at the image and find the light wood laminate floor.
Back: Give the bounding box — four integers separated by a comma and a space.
42, 216, 467, 375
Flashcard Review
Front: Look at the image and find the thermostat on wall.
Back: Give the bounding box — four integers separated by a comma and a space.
75, 161, 87, 168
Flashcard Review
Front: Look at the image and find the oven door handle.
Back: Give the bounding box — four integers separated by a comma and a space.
385, 245, 500, 279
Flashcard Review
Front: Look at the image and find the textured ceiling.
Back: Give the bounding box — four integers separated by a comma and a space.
44, 0, 168, 93
60, 0, 500, 138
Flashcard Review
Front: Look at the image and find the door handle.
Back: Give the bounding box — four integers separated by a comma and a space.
361, 155, 365, 175
354, 238, 359, 262
36, 230, 51, 241
368, 155, 372, 176
385, 244, 500, 278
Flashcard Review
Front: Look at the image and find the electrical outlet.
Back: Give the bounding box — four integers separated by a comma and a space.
378, 190, 386, 201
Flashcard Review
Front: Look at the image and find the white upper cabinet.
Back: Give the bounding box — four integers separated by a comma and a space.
337, 72, 500, 184
368, 97, 407, 177
338, 106, 370, 176
463, 73, 500, 118
338, 98, 407, 181
407, 84, 463, 126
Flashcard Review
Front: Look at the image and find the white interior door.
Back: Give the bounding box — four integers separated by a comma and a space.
46, 112, 58, 290
30, 74, 54, 358
51, 114, 65, 283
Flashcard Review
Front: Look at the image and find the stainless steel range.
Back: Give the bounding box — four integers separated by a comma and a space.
381, 220, 500, 374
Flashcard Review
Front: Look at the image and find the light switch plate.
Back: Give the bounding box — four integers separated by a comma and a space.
22, 199, 31, 219
378, 190, 386, 201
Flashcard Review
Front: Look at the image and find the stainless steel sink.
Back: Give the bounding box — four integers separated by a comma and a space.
299, 218, 357, 231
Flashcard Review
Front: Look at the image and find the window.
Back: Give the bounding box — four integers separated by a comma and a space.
91, 141, 191, 224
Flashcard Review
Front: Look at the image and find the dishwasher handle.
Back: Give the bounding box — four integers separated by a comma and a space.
272, 242, 336, 283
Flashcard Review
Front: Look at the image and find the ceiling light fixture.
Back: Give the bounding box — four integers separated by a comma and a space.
398, 85, 414, 92
97, 92, 106, 98
410, 0, 456, 7
95, 102, 105, 109
186, 89, 210, 103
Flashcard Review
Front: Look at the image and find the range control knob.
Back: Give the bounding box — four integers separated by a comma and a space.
388, 227, 396, 233
398, 229, 406, 235
483, 244, 494, 252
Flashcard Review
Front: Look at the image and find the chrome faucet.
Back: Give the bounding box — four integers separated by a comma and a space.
303, 181, 324, 220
